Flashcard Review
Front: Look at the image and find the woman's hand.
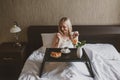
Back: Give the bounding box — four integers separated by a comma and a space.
73, 31, 79, 38
52, 32, 63, 48
57, 33, 63, 44
57, 33, 62, 40
72, 31, 79, 46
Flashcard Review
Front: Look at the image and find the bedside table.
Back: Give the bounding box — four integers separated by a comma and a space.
0, 42, 26, 80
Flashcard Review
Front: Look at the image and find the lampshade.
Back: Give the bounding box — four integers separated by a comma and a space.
10, 24, 21, 33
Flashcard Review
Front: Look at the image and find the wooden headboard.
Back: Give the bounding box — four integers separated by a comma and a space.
26, 25, 120, 57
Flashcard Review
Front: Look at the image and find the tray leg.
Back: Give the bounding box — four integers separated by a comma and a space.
39, 60, 45, 77
85, 61, 94, 77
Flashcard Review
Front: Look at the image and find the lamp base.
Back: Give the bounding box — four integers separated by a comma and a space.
15, 42, 21, 47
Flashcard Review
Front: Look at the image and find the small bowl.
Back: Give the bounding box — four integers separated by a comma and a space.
61, 47, 71, 54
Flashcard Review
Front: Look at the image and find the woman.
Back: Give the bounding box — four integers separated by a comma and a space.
52, 17, 79, 48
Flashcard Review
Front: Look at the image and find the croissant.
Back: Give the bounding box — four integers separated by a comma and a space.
50, 52, 61, 58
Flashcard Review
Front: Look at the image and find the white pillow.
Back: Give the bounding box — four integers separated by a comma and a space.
41, 33, 56, 48
83, 43, 120, 60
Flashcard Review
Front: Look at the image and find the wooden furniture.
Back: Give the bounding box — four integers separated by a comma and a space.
0, 42, 26, 80
39, 48, 94, 77
27, 25, 120, 57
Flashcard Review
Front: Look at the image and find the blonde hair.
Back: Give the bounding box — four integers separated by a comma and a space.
58, 17, 72, 33
58, 17, 73, 40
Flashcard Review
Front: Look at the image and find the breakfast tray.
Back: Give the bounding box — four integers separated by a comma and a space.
39, 48, 94, 78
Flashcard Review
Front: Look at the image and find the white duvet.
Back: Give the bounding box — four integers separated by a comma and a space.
18, 44, 120, 80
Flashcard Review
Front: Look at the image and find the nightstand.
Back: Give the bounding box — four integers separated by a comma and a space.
0, 42, 26, 80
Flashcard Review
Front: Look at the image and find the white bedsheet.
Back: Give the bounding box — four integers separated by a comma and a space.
18, 44, 120, 80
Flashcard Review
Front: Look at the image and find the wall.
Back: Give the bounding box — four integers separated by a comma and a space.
0, 0, 120, 43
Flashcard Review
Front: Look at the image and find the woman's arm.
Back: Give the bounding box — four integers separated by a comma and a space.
52, 33, 62, 48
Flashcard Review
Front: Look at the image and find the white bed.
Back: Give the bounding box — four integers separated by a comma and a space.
19, 44, 120, 80
19, 25, 120, 80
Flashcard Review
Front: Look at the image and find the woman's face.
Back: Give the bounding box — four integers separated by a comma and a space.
60, 21, 69, 34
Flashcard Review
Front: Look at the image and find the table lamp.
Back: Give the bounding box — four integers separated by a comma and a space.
10, 21, 21, 46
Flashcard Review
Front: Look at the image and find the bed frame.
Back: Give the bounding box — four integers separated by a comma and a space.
26, 25, 120, 58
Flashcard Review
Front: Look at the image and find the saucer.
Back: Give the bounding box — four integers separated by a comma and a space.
60, 48, 71, 54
